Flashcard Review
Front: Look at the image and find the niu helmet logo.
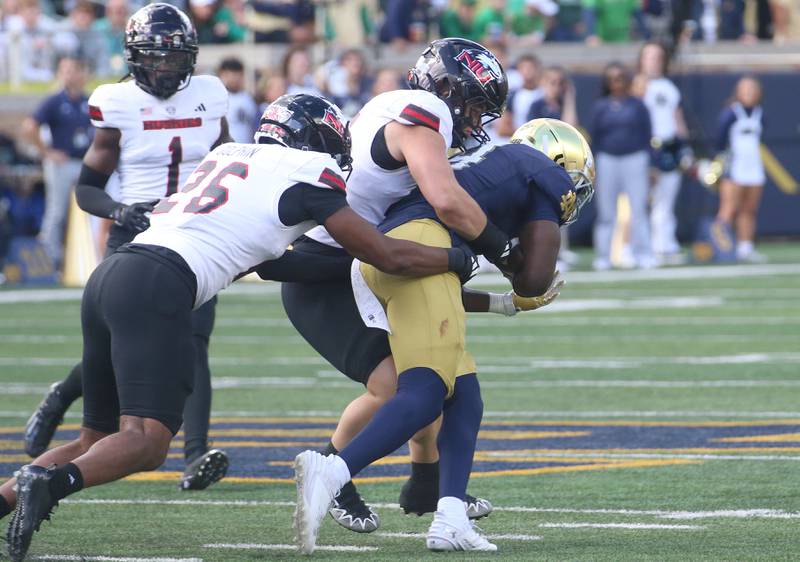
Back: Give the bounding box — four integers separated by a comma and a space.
323, 108, 346, 138
455, 49, 502, 86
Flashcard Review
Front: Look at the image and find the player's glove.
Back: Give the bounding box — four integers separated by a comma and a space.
488, 271, 564, 316
111, 200, 159, 233
447, 246, 480, 284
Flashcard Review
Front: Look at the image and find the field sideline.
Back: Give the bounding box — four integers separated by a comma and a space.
1, 242, 799, 561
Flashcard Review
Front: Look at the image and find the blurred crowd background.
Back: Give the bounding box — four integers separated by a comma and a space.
1, 0, 799, 285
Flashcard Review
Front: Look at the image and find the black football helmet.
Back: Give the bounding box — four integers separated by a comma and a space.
408, 38, 508, 147
254, 94, 353, 171
124, 3, 198, 99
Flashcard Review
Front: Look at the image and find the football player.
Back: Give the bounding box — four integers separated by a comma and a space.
23, 3, 232, 491
0, 94, 477, 562
291, 119, 594, 553
256, 37, 509, 534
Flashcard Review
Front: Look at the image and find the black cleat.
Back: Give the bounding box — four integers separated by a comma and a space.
179, 449, 229, 491
6, 465, 59, 562
398, 477, 493, 520
328, 481, 380, 533
24, 383, 69, 458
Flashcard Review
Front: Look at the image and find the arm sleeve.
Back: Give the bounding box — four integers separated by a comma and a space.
254, 244, 352, 282
277, 182, 347, 226
716, 108, 736, 152
74, 165, 117, 218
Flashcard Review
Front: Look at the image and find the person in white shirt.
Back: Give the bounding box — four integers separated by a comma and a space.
217, 57, 259, 143
639, 41, 690, 264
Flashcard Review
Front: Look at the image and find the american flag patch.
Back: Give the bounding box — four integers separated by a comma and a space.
140, 107, 153, 116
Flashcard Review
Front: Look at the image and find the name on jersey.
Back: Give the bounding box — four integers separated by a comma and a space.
143, 118, 203, 131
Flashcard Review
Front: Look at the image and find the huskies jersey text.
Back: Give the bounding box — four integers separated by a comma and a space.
88, 75, 228, 205
134, 143, 346, 307
307, 89, 453, 246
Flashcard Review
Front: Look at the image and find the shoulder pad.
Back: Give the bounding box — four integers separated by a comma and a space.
287, 152, 346, 192
88, 83, 133, 129
389, 90, 453, 146
189, 75, 229, 118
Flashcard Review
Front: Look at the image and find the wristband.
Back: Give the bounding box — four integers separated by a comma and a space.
466, 221, 509, 263
488, 292, 517, 316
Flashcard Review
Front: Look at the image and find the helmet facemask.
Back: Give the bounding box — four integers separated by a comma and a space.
127, 47, 196, 99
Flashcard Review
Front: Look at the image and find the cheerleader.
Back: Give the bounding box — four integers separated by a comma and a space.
716, 76, 766, 263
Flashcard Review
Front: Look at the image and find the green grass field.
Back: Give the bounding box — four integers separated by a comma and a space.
1, 243, 800, 561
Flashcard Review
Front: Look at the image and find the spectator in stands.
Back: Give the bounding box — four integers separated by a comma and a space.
772, 0, 800, 42
52, 0, 108, 75
379, 0, 420, 49
547, 0, 586, 41
639, 41, 689, 265
527, 65, 577, 125
5, 0, 57, 82
282, 45, 319, 95
718, 0, 746, 40
591, 62, 654, 270
371, 67, 402, 96
324, 48, 372, 118
21, 57, 91, 269
217, 57, 258, 143
247, 0, 315, 44
191, 0, 247, 43
256, 72, 288, 115
583, 0, 639, 44
473, 0, 506, 45
439, 0, 481, 41
496, 53, 542, 137
92, 0, 128, 76
507, 0, 555, 44
715, 75, 766, 263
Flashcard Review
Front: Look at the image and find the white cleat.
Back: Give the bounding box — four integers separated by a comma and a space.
426, 511, 498, 552
293, 451, 339, 554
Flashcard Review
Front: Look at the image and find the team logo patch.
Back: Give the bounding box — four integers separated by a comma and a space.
88, 105, 104, 121
318, 167, 346, 191
261, 104, 292, 124
455, 49, 503, 86
399, 104, 441, 132
322, 107, 346, 138
560, 190, 577, 223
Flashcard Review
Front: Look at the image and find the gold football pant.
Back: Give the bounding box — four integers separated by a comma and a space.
359, 219, 476, 397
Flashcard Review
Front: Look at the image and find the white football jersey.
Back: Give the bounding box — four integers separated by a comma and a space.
88, 75, 228, 205
133, 143, 346, 307
307, 89, 453, 247
643, 77, 681, 142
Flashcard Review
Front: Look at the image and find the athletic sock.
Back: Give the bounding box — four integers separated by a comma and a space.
49, 463, 84, 501
339, 368, 446, 477
321, 440, 338, 456
183, 334, 213, 464
437, 496, 469, 527
0, 494, 11, 519
437, 374, 483, 500
410, 461, 439, 483
58, 364, 84, 405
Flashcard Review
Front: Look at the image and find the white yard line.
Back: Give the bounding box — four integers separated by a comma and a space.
538, 523, 704, 530
376, 532, 542, 541
203, 543, 377, 552
33, 554, 203, 562
63, 499, 800, 521
486, 452, 800, 461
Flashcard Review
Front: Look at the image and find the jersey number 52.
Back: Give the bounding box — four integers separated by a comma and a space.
153, 160, 249, 215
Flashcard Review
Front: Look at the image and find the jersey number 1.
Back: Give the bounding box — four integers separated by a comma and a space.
166, 136, 182, 196
153, 160, 249, 215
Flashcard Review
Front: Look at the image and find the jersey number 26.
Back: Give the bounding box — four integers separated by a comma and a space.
153, 159, 249, 215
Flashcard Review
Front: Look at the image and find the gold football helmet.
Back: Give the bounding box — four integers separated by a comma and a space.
510, 118, 595, 225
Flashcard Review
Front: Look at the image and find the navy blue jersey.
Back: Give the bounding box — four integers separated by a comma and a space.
380, 142, 574, 240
